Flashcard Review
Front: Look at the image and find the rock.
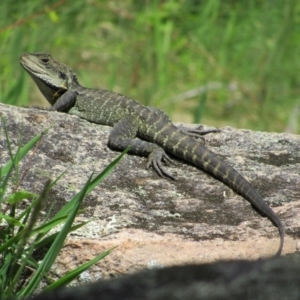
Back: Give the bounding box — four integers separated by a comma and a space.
0, 103, 299, 281
29, 254, 300, 300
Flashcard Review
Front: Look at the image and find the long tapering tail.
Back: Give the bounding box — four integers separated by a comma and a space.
165, 131, 284, 256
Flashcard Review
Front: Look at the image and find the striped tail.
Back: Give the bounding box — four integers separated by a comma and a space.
165, 131, 284, 256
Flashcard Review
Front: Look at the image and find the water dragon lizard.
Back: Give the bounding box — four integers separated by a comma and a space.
20, 52, 284, 256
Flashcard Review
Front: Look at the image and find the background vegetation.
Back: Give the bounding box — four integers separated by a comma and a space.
0, 0, 299, 133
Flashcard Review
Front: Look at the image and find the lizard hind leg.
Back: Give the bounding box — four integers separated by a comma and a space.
108, 116, 176, 180
146, 149, 176, 180
147, 106, 220, 140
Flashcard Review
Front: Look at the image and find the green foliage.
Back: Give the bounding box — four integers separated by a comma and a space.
0, 0, 299, 132
0, 118, 127, 299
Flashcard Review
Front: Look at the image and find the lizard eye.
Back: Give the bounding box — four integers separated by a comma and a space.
41, 58, 49, 64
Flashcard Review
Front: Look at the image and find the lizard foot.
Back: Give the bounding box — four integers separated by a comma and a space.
178, 125, 220, 141
147, 149, 177, 180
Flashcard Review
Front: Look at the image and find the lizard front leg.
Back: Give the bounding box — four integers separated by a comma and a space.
108, 116, 176, 179
50, 90, 78, 112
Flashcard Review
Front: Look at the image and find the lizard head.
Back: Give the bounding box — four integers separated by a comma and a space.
20, 52, 77, 105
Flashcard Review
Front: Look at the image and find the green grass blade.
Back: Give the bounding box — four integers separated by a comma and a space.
34, 221, 90, 250
18, 173, 93, 297
44, 247, 116, 291
49, 171, 66, 189
0, 231, 24, 253
0, 131, 44, 177
1, 117, 15, 163
0, 162, 14, 203
0, 215, 67, 253
53, 147, 130, 219
0, 252, 13, 292
30, 215, 68, 235
4, 70, 26, 105
0, 213, 25, 227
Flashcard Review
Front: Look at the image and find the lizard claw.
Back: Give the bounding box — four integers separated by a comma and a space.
147, 149, 176, 180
